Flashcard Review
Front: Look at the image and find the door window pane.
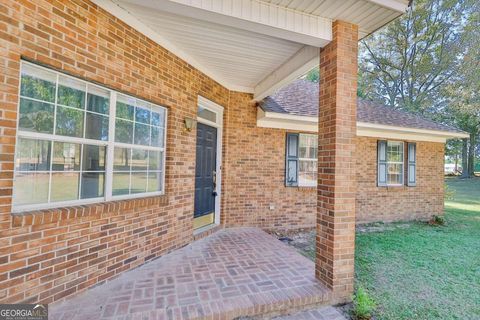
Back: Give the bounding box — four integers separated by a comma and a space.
52, 142, 81, 171
18, 98, 54, 134
83, 145, 106, 171
51, 172, 80, 202
15, 138, 51, 171
20, 64, 56, 103
80, 172, 104, 199
56, 106, 84, 137
85, 112, 109, 141
57, 76, 86, 109
13, 172, 50, 205
87, 85, 109, 114
197, 106, 216, 123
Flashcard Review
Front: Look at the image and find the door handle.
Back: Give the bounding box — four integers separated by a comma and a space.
212, 171, 217, 197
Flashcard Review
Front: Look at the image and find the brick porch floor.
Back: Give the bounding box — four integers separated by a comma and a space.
50, 228, 332, 320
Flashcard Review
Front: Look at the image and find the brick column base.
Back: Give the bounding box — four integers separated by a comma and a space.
316, 20, 358, 302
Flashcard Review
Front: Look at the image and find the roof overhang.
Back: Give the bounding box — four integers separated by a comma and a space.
92, 0, 409, 99
257, 109, 469, 143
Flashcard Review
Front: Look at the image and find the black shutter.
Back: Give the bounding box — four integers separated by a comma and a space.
286, 133, 299, 187
407, 142, 416, 186
377, 140, 387, 187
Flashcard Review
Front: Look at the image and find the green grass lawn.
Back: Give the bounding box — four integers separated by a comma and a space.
280, 178, 480, 319
355, 177, 480, 319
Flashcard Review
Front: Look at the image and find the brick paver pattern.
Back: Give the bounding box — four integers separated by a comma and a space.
50, 228, 331, 320
273, 306, 346, 320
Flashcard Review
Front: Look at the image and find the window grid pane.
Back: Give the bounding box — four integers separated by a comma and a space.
13, 62, 167, 211
298, 134, 318, 187
386, 141, 404, 185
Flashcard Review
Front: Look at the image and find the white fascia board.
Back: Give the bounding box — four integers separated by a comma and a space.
357, 122, 470, 139
122, 0, 332, 47
92, 0, 254, 93
254, 46, 319, 100
257, 109, 318, 132
256, 110, 468, 142
364, 0, 409, 13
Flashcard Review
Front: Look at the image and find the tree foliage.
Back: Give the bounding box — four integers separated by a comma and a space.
357, 0, 479, 175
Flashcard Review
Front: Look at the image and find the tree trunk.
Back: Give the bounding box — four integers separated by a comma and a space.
454, 154, 458, 173
461, 138, 469, 178
468, 134, 476, 177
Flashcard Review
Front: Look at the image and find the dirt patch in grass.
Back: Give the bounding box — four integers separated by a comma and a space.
268, 228, 316, 260
356, 222, 412, 233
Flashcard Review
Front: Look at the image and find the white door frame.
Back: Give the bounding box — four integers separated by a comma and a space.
196, 96, 223, 226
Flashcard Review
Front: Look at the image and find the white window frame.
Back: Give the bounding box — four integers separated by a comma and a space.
12, 61, 167, 213
385, 140, 404, 186
298, 134, 317, 187
196, 96, 223, 226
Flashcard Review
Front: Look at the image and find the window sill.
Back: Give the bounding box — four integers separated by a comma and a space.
11, 193, 169, 227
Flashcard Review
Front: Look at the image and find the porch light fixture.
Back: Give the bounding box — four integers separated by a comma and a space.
184, 117, 196, 132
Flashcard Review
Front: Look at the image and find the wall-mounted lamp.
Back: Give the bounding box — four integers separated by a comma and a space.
184, 117, 196, 132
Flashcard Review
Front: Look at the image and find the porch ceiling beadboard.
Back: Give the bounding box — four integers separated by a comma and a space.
92, 0, 409, 99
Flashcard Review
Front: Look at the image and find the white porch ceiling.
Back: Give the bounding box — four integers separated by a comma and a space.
93, 0, 409, 99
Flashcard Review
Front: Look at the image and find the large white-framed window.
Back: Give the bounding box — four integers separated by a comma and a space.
12, 61, 167, 213
285, 133, 317, 187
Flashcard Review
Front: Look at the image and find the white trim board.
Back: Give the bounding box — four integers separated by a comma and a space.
196, 96, 224, 227
257, 109, 469, 143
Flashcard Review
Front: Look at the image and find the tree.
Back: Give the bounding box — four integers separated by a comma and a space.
305, 67, 319, 83
358, 0, 469, 114
357, 0, 479, 177
443, 4, 480, 177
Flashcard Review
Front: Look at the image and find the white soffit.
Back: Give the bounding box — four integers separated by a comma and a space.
257, 0, 408, 38
94, 0, 408, 96
257, 110, 469, 143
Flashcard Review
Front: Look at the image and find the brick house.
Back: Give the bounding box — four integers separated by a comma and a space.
0, 0, 468, 309
257, 79, 466, 224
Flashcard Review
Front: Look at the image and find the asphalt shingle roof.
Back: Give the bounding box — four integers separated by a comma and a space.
260, 79, 464, 134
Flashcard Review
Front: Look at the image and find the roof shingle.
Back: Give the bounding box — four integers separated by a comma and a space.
259, 79, 464, 134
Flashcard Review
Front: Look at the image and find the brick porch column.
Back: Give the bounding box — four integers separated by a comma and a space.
316, 20, 358, 301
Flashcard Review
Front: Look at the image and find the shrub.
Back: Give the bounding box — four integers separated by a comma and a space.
429, 215, 445, 226
352, 286, 376, 320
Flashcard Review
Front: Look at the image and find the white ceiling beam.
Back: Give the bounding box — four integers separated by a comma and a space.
364, 0, 409, 13
119, 0, 332, 47
254, 45, 319, 100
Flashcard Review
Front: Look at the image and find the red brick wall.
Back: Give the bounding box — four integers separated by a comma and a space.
221, 92, 316, 229
355, 137, 445, 223
0, 0, 446, 305
0, 0, 229, 304
316, 21, 357, 298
